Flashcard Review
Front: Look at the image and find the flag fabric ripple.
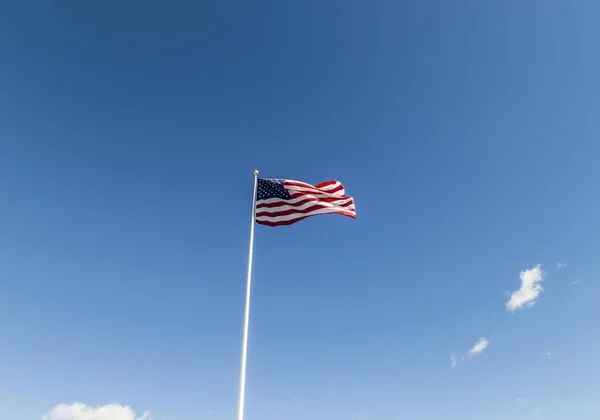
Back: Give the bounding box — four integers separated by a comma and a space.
255, 178, 356, 227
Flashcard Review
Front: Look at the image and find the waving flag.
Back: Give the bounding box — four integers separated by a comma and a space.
236, 172, 355, 420
255, 178, 356, 226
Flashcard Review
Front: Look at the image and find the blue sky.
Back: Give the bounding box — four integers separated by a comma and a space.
1, 1, 600, 419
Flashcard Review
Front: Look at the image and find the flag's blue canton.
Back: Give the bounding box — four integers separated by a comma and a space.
257, 178, 291, 200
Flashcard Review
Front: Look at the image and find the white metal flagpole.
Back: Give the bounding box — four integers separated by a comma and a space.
236, 169, 259, 420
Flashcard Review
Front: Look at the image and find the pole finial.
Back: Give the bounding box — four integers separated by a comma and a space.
254, 170, 259, 175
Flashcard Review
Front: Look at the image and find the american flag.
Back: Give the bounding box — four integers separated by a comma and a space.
255, 178, 356, 227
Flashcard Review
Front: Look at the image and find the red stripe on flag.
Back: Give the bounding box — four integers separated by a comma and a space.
256, 200, 355, 218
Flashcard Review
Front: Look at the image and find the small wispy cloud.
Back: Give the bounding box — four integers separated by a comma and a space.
42, 403, 151, 420
557, 262, 566, 268
350, 412, 365, 419
468, 337, 490, 357
542, 350, 552, 360
453, 338, 491, 365
506, 264, 545, 311
572, 279, 584, 285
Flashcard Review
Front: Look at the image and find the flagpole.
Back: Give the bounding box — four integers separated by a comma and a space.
237, 169, 259, 420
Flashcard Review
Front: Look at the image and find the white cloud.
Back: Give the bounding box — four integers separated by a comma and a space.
450, 354, 457, 368
42, 403, 151, 420
557, 262, 566, 268
506, 264, 545, 311
572, 279, 583, 285
468, 337, 490, 357
543, 350, 552, 360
